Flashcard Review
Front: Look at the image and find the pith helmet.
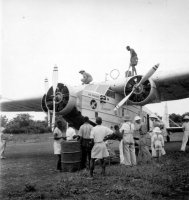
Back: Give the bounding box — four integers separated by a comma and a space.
153, 127, 161, 133
183, 115, 189, 120
134, 116, 141, 121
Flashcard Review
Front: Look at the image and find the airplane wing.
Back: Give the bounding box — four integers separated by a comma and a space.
1, 67, 189, 112
152, 68, 189, 102
0, 96, 42, 112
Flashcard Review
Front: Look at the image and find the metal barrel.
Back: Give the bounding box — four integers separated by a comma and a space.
61, 140, 81, 172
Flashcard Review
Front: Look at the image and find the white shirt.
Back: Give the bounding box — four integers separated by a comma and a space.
53, 127, 63, 155
182, 122, 189, 132
151, 133, 164, 147
120, 122, 135, 134
90, 125, 113, 143
120, 122, 135, 143
66, 127, 76, 141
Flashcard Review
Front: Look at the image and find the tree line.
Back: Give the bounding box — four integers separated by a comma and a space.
0, 114, 51, 134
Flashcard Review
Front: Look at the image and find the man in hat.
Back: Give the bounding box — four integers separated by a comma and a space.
79, 70, 93, 85
90, 117, 113, 177
126, 46, 138, 76
181, 115, 189, 152
133, 116, 148, 156
119, 115, 136, 166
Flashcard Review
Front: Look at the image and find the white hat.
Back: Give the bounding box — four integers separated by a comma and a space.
183, 115, 189, 120
149, 113, 158, 119
134, 116, 141, 121
153, 127, 161, 133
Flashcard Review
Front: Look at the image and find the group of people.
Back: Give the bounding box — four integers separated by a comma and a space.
52, 113, 168, 177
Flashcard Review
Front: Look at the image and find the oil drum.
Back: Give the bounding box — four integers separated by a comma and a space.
61, 140, 81, 172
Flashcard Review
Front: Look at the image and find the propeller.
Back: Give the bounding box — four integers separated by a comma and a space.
114, 63, 159, 111
51, 65, 58, 131
44, 78, 51, 127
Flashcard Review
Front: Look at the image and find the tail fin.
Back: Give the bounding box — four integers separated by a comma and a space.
162, 102, 170, 128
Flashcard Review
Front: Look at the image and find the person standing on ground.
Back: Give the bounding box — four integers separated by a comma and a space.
78, 116, 93, 169
151, 127, 165, 161
53, 120, 66, 172
180, 115, 189, 152
119, 115, 137, 166
137, 128, 152, 164
66, 123, 76, 141
0, 127, 13, 159
149, 113, 165, 157
126, 46, 138, 76
79, 70, 93, 85
90, 117, 113, 177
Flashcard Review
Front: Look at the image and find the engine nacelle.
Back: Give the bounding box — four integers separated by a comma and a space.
125, 75, 159, 106
41, 83, 77, 115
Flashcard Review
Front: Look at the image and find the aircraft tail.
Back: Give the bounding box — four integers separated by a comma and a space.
162, 102, 170, 128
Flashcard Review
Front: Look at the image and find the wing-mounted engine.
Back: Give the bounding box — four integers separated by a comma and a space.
41, 83, 77, 115
125, 75, 159, 106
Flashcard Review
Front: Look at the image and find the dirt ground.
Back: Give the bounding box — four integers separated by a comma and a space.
0, 138, 189, 200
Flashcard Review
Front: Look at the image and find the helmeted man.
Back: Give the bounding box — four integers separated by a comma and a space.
149, 113, 162, 132
90, 117, 113, 177
79, 70, 93, 85
126, 46, 138, 76
119, 115, 136, 166
181, 115, 189, 152
78, 116, 93, 169
133, 115, 148, 156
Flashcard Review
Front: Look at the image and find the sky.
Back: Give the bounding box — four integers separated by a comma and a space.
1, 0, 189, 120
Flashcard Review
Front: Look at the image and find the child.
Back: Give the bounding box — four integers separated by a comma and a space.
137, 129, 152, 164
151, 127, 166, 161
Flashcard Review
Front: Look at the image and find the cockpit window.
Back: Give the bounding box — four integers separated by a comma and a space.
106, 89, 115, 99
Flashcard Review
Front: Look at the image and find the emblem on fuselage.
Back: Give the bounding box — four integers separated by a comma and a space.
90, 99, 97, 109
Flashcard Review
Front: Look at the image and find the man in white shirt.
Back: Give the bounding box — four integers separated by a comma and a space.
181, 115, 189, 151
90, 117, 113, 177
119, 115, 136, 166
66, 123, 76, 141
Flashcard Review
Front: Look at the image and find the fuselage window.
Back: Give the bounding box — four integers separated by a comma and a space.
106, 89, 115, 99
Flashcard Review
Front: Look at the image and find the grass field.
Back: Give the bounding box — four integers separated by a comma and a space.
0, 134, 189, 200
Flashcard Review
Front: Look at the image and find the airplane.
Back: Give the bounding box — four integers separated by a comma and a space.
162, 102, 183, 141
1, 63, 189, 133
